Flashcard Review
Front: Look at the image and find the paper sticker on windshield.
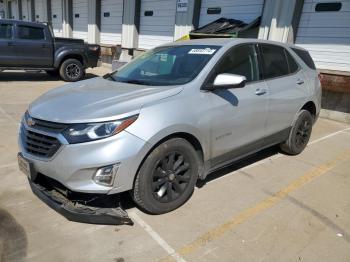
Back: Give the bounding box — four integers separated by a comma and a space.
188, 48, 217, 55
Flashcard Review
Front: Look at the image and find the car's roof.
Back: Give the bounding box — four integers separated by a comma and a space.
165, 38, 307, 51
0, 19, 46, 27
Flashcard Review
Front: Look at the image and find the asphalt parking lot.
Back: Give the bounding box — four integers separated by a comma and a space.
1, 68, 350, 262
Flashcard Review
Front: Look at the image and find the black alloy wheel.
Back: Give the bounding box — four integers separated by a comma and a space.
295, 116, 312, 149
151, 152, 191, 203
132, 138, 199, 214
280, 109, 313, 155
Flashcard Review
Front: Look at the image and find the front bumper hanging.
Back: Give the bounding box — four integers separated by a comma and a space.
29, 179, 134, 226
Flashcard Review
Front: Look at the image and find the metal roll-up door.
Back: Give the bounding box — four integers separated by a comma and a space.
199, 0, 264, 27
8, 0, 19, 19
51, 0, 63, 37
296, 0, 350, 72
21, 0, 31, 21
34, 0, 45, 22
72, 0, 88, 41
138, 0, 176, 50
100, 0, 123, 45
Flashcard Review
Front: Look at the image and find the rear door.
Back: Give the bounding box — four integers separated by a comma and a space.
206, 44, 269, 167
14, 24, 53, 67
259, 44, 308, 139
0, 22, 16, 66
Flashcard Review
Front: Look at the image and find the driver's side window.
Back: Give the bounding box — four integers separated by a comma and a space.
214, 44, 260, 83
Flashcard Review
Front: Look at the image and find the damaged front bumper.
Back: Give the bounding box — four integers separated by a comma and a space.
28, 177, 134, 226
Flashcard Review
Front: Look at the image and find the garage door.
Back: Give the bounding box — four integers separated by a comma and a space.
21, 0, 32, 21
34, 0, 45, 22
72, 0, 88, 41
51, 0, 63, 37
8, 0, 19, 19
138, 0, 176, 50
296, 0, 350, 72
100, 0, 123, 45
199, 0, 264, 27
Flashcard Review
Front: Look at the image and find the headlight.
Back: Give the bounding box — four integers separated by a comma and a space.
63, 115, 138, 144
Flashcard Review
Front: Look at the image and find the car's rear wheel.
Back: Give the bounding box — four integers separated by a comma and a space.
132, 138, 199, 214
59, 58, 85, 82
280, 110, 313, 155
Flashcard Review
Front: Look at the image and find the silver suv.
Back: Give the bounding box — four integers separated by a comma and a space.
18, 39, 321, 225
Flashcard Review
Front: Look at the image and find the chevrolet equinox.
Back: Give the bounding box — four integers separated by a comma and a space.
18, 39, 321, 225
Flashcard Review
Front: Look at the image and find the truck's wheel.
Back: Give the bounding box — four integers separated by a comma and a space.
280, 110, 313, 155
132, 138, 199, 214
59, 59, 85, 82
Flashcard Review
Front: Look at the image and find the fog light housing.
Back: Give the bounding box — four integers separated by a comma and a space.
93, 164, 119, 186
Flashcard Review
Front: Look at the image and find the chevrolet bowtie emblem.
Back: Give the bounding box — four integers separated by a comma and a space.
27, 117, 36, 127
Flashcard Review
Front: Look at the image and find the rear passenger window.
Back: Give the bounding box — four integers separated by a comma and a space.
285, 50, 299, 73
0, 24, 13, 39
18, 26, 45, 40
214, 45, 260, 83
291, 48, 316, 70
260, 45, 290, 79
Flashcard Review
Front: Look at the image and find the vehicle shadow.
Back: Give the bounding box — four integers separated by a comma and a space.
120, 145, 281, 212
0, 71, 99, 82
0, 208, 28, 262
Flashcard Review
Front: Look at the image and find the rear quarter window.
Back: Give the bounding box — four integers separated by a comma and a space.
291, 48, 316, 70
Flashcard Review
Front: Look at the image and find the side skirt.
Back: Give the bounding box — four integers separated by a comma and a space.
202, 127, 291, 179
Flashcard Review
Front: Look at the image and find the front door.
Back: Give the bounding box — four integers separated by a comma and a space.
206, 44, 268, 168
0, 22, 17, 66
14, 24, 53, 67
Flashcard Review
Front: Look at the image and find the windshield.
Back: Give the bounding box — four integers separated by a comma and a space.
110, 45, 221, 86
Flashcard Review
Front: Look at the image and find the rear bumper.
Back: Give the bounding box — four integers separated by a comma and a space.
29, 178, 133, 226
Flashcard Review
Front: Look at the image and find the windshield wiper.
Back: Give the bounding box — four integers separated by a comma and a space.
123, 79, 152, 86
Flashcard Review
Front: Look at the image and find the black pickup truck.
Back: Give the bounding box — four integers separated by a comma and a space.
0, 19, 101, 81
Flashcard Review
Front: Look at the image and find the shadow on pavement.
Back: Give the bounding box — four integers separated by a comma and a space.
120, 145, 281, 212
0, 71, 98, 82
0, 208, 27, 262
199, 145, 280, 186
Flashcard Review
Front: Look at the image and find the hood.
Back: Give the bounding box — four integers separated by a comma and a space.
29, 77, 183, 123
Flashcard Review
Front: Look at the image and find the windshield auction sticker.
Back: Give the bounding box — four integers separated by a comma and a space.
188, 48, 217, 55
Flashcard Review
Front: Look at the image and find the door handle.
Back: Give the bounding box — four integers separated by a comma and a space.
296, 79, 304, 85
7, 42, 15, 46
255, 88, 267, 96
42, 44, 48, 48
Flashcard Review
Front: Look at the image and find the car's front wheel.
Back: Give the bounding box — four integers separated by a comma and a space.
280, 109, 313, 155
132, 138, 199, 214
59, 58, 85, 82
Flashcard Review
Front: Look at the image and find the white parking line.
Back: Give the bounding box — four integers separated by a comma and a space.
206, 126, 350, 184
0, 105, 17, 124
130, 211, 187, 262
309, 127, 350, 145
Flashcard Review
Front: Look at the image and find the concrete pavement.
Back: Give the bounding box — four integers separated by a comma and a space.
0, 68, 349, 262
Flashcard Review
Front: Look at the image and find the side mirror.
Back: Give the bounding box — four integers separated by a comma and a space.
212, 73, 247, 89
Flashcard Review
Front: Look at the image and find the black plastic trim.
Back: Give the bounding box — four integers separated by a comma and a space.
29, 179, 134, 226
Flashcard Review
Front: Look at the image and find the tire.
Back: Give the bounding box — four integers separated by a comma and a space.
280, 110, 313, 155
59, 58, 85, 82
132, 138, 199, 214
45, 70, 59, 77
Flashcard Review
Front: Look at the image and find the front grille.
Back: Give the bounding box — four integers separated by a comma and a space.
22, 126, 62, 158
25, 112, 68, 133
